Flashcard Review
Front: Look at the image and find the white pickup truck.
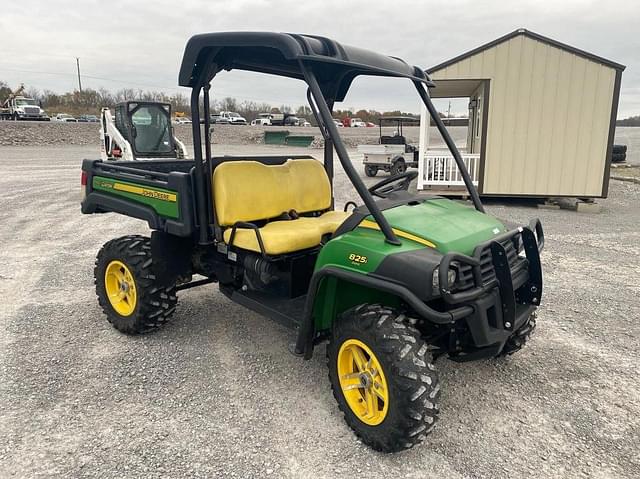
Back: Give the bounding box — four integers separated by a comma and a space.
220, 111, 247, 125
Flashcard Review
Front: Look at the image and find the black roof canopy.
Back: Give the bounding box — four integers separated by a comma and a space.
178, 32, 433, 101
378, 116, 419, 122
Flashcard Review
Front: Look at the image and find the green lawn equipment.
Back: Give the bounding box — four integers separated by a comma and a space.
81, 32, 544, 452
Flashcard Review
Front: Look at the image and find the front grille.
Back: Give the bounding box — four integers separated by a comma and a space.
456, 236, 524, 291
24, 106, 40, 114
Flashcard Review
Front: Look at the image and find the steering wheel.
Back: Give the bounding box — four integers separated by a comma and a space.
368, 170, 418, 198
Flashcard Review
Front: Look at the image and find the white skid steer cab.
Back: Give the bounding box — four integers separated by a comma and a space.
100, 101, 188, 161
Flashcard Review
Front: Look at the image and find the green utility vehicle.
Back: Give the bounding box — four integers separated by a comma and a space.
81, 32, 544, 452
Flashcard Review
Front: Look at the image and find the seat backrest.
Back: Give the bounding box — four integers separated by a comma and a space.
380, 135, 406, 145
213, 159, 331, 226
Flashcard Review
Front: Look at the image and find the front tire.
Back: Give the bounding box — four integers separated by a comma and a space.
327, 304, 440, 452
390, 157, 406, 175
95, 235, 177, 334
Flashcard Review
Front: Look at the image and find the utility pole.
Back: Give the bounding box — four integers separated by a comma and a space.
75, 57, 82, 94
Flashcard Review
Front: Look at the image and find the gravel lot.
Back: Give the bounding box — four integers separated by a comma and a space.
1, 143, 639, 478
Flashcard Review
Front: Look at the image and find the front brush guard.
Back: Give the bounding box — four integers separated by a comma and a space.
438, 219, 544, 331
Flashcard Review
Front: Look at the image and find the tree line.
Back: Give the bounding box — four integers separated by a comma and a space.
1, 80, 421, 124
616, 115, 640, 127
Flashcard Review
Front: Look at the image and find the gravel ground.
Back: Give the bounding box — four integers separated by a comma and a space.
1, 145, 639, 478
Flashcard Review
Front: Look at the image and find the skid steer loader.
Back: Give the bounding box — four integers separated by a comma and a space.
100, 101, 188, 161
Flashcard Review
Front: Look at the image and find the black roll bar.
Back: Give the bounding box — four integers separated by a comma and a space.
414, 82, 485, 213
202, 85, 215, 239
300, 61, 401, 246
187, 61, 485, 245
306, 88, 334, 184
190, 86, 213, 245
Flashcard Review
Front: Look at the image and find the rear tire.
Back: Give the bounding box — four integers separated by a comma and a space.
365, 165, 378, 177
95, 235, 177, 334
497, 312, 537, 356
390, 157, 406, 175
327, 304, 440, 452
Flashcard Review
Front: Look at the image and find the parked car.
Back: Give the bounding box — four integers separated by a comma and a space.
219, 111, 247, 125
173, 117, 192, 124
297, 117, 312, 127
333, 118, 344, 127
78, 114, 99, 123
210, 114, 230, 124
52, 113, 77, 122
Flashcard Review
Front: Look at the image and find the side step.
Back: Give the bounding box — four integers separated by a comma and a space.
220, 286, 305, 331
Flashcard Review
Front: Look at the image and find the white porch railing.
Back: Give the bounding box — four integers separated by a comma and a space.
417, 151, 480, 190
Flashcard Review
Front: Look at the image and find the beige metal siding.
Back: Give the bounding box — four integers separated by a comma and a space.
432, 35, 616, 196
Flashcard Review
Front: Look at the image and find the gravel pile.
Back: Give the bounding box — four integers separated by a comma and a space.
0, 121, 100, 146
0, 121, 435, 149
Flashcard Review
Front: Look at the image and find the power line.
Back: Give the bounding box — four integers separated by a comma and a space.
0, 66, 182, 91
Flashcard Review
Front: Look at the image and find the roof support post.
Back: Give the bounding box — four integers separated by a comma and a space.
190, 85, 213, 244
300, 62, 401, 245
414, 81, 485, 213
202, 84, 216, 237
306, 88, 334, 184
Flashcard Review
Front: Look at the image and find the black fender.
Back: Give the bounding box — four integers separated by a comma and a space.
294, 266, 473, 359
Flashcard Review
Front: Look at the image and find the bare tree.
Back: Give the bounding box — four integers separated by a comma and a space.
219, 97, 238, 112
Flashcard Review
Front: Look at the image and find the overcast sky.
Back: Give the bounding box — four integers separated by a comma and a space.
1, 0, 638, 117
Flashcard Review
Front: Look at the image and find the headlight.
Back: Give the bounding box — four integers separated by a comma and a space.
432, 266, 457, 292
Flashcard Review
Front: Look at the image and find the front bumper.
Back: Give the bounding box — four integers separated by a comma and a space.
438, 219, 544, 353
17, 113, 50, 121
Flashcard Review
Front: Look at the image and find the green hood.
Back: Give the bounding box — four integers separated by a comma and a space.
367, 198, 507, 255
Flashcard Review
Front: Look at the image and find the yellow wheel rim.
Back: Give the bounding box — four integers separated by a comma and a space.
337, 338, 389, 426
104, 260, 137, 317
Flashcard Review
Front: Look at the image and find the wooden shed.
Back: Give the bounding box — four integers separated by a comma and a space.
417, 29, 625, 198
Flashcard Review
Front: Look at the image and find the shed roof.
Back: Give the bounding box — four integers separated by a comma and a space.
428, 28, 626, 74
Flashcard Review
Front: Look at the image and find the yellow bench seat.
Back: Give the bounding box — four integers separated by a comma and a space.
222, 211, 349, 255
213, 159, 350, 255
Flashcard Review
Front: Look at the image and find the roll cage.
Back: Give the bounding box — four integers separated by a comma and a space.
377, 115, 418, 139
178, 31, 484, 246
